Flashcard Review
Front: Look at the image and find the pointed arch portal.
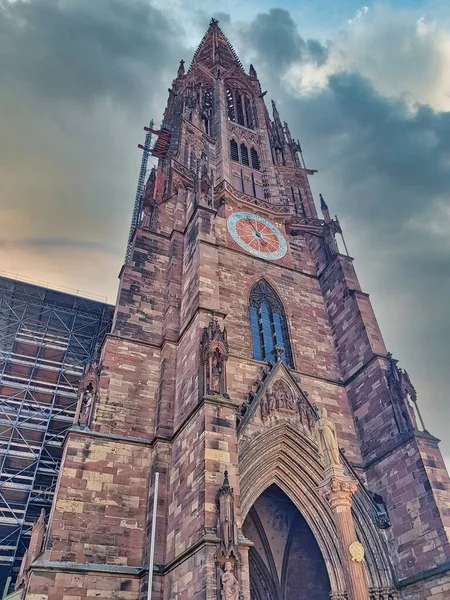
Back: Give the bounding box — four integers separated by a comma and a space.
243, 484, 331, 600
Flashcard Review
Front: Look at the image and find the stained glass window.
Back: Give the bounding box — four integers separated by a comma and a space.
249, 280, 294, 367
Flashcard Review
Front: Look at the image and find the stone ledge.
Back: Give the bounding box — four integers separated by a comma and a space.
364, 429, 441, 470
397, 561, 450, 589
30, 560, 141, 577
67, 426, 158, 447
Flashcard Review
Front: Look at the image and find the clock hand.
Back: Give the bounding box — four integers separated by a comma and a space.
245, 217, 267, 245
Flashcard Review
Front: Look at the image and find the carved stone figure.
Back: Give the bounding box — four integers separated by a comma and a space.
76, 362, 100, 428
267, 390, 276, 412
201, 319, 228, 396
315, 407, 340, 469
386, 353, 426, 434
274, 384, 284, 409
211, 348, 222, 393
273, 379, 294, 410
79, 383, 94, 427
221, 561, 239, 600
260, 395, 268, 419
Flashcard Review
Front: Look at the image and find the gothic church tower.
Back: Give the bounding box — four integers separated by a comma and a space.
22, 19, 450, 600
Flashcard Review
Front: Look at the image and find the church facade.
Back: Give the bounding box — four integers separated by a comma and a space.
22, 19, 450, 600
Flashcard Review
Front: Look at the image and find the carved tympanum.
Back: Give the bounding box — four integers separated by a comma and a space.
260, 379, 295, 419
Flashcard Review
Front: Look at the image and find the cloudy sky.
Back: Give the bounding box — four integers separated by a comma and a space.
1, 0, 450, 463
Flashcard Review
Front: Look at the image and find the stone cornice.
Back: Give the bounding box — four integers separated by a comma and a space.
30, 560, 141, 577
396, 560, 450, 589
65, 393, 237, 451
364, 429, 441, 470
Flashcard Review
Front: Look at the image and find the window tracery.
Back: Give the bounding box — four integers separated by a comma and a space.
226, 88, 255, 129
249, 280, 294, 368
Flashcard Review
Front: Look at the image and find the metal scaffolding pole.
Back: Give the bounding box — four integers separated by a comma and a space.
125, 119, 154, 263
0, 275, 113, 590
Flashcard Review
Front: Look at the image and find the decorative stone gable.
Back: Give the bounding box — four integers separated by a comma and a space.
237, 360, 317, 441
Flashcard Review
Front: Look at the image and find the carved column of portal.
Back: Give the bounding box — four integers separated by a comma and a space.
320, 477, 369, 600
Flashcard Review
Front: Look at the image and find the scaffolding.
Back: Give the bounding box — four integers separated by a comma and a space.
125, 119, 154, 263
0, 274, 113, 590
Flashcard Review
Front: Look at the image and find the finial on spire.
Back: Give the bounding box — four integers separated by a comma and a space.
222, 470, 230, 490
272, 99, 281, 122
177, 59, 185, 78
210, 17, 219, 26
320, 194, 331, 223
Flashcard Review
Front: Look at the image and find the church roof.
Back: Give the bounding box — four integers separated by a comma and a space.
189, 18, 245, 73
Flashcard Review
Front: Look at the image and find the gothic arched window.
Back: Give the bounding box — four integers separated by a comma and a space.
226, 88, 255, 129
249, 280, 294, 367
226, 89, 235, 121
236, 92, 245, 126
250, 147, 260, 170
230, 139, 239, 162
240, 143, 249, 166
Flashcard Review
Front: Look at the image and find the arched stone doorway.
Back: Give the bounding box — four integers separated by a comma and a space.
242, 484, 331, 600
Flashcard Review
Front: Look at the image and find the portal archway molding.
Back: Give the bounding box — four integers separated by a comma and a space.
239, 422, 394, 593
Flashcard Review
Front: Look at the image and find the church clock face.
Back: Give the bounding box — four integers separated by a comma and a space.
227, 212, 287, 261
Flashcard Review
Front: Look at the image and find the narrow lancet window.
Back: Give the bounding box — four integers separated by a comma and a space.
240, 144, 249, 166
249, 280, 294, 367
226, 89, 235, 121
230, 139, 239, 162
250, 147, 260, 170
236, 92, 245, 126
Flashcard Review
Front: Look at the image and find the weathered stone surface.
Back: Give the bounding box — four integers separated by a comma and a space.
24, 18, 450, 600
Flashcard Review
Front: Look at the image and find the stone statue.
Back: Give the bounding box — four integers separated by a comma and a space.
221, 561, 239, 600
79, 384, 94, 427
260, 395, 268, 419
210, 348, 222, 394
201, 319, 228, 396
315, 407, 340, 468
267, 390, 276, 412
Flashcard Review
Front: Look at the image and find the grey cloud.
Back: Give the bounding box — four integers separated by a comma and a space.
212, 12, 232, 25
0, 237, 118, 252
0, 0, 185, 105
236, 9, 450, 457
237, 8, 327, 71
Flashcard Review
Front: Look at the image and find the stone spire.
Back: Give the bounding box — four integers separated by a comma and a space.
189, 18, 245, 72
